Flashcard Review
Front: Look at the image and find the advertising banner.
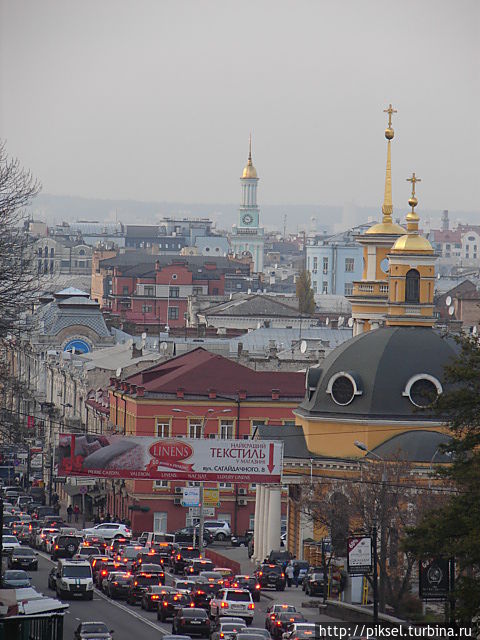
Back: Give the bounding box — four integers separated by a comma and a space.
203, 487, 220, 506
30, 447, 43, 470
56, 434, 283, 483
182, 487, 200, 507
347, 536, 373, 575
419, 558, 451, 600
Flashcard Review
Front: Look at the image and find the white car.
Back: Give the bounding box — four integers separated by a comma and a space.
2, 535, 22, 554
210, 588, 254, 623
82, 522, 132, 540
201, 520, 231, 541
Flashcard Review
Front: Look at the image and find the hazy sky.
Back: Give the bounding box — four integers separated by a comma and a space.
1, 0, 479, 214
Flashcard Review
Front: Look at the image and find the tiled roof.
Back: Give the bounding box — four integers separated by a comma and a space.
204, 295, 309, 318
431, 230, 461, 243
125, 347, 305, 399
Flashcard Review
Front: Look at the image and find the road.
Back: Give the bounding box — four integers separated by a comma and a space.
29, 551, 324, 640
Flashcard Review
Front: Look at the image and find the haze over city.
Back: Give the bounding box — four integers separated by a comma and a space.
1, 0, 479, 229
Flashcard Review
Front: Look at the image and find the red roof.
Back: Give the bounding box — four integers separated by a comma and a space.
125, 348, 305, 399
431, 230, 461, 243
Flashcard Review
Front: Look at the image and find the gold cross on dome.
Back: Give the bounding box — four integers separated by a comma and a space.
383, 103, 397, 128
407, 172, 421, 197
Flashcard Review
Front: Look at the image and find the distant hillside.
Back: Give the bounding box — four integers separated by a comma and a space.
26, 193, 479, 234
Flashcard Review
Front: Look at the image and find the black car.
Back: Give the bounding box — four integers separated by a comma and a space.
127, 572, 165, 605
8, 546, 38, 570
171, 546, 201, 574
174, 527, 213, 547
190, 581, 222, 608
271, 613, 306, 640
74, 622, 113, 640
172, 607, 211, 637
255, 564, 286, 591
133, 551, 166, 572
157, 591, 192, 621
3, 569, 31, 589
184, 559, 215, 576
104, 571, 132, 599
231, 530, 254, 547
51, 535, 83, 560
140, 585, 174, 611
304, 572, 326, 597
232, 575, 261, 601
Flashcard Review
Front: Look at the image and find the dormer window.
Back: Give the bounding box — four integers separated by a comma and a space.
326, 372, 362, 406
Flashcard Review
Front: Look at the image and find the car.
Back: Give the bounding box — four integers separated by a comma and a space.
174, 578, 197, 592
271, 613, 306, 640
210, 621, 247, 640
110, 536, 129, 555
73, 545, 101, 560
304, 572, 326, 597
157, 591, 192, 621
240, 629, 270, 640
210, 589, 254, 624
172, 607, 211, 637
265, 605, 297, 633
2, 535, 21, 555
127, 571, 165, 604
213, 568, 234, 584
267, 550, 292, 565
292, 561, 309, 584
104, 571, 132, 599
200, 521, 231, 542
133, 550, 167, 572
83, 522, 132, 540
90, 556, 112, 582
96, 561, 123, 590
51, 534, 84, 560
8, 546, 38, 570
74, 622, 113, 640
55, 559, 95, 600
238, 634, 271, 640
184, 559, 215, 576
174, 527, 212, 547
231, 530, 253, 547
139, 584, 171, 610
255, 564, 286, 591
281, 623, 317, 640
232, 575, 261, 602
190, 581, 222, 608
138, 562, 165, 580
162, 636, 192, 640
116, 544, 146, 569
172, 546, 201, 574
2, 569, 31, 588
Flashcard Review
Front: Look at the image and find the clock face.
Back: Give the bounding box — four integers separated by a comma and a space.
380, 258, 389, 274
242, 213, 253, 225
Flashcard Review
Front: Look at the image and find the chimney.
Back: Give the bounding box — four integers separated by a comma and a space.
176, 387, 185, 399
137, 386, 145, 397
238, 389, 247, 400
208, 389, 217, 399
155, 260, 160, 271
271, 389, 280, 400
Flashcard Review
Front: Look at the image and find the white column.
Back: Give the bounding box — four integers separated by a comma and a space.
253, 485, 264, 562
266, 485, 282, 556
261, 486, 270, 562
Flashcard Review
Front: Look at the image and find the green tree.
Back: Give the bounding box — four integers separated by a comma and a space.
403, 334, 480, 625
296, 269, 315, 315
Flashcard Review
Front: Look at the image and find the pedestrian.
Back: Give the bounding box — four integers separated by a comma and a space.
73, 504, 80, 523
67, 504, 73, 523
293, 562, 300, 588
285, 562, 294, 587
105, 512, 111, 523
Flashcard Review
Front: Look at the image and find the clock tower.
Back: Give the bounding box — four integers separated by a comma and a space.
231, 136, 264, 273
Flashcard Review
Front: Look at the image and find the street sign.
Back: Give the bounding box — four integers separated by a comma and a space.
347, 536, 373, 575
419, 558, 451, 600
189, 506, 215, 517
57, 434, 283, 483
78, 486, 88, 495
203, 487, 220, 507
30, 448, 43, 470
182, 487, 200, 507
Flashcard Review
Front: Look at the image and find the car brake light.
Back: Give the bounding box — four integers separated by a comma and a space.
255, 584, 261, 589
220, 634, 225, 638
277, 621, 282, 626
270, 614, 276, 620
177, 554, 181, 560
258, 571, 263, 576
281, 573, 285, 578
55, 545, 58, 549
134, 581, 138, 586
220, 601, 229, 608
101, 570, 107, 576
248, 603, 255, 610
113, 581, 118, 586
152, 595, 159, 600
190, 602, 195, 607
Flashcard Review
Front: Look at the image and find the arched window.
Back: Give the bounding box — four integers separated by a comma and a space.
405, 269, 420, 303
44, 246, 49, 257
50, 248, 54, 257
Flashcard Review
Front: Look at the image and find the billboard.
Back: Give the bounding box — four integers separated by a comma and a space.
347, 536, 373, 575
419, 558, 451, 600
56, 434, 283, 483
182, 487, 200, 507
203, 487, 220, 506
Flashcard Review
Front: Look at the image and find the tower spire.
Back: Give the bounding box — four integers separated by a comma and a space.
381, 103, 397, 224
248, 132, 252, 163
405, 172, 421, 234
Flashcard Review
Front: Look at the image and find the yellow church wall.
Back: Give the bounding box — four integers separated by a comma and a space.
296, 414, 448, 458
375, 247, 390, 280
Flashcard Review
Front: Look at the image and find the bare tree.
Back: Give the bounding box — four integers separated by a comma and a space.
0, 141, 40, 337
302, 461, 447, 616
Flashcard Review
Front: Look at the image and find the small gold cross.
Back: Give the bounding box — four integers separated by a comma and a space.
383, 103, 397, 128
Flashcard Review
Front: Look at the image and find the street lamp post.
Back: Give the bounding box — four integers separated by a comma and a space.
354, 440, 387, 624
172, 407, 232, 557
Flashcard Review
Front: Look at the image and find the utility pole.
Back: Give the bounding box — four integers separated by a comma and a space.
372, 525, 378, 624
0, 497, 3, 587
322, 538, 328, 604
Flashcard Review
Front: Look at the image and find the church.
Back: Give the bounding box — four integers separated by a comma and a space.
230, 137, 265, 273
253, 105, 459, 563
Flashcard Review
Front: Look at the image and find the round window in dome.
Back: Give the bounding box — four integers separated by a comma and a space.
326, 372, 362, 406
403, 374, 442, 408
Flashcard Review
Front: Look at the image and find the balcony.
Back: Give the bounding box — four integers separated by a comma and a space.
352, 281, 389, 297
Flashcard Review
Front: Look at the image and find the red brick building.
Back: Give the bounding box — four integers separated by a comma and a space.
107, 348, 304, 535
92, 253, 251, 329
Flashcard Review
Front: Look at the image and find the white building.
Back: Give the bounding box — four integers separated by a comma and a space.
230, 138, 265, 273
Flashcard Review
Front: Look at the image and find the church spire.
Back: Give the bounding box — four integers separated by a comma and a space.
381, 103, 397, 224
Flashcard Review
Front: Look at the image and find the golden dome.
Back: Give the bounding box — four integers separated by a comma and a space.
365, 221, 406, 235
242, 161, 258, 179
391, 233, 433, 253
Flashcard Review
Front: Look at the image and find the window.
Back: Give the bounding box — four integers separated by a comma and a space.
153, 480, 169, 489
403, 374, 442, 408
193, 287, 203, 295
220, 420, 234, 439
345, 258, 354, 272
169, 286, 180, 298
213, 288, 219, 295
344, 282, 353, 296
144, 286, 154, 297
326, 372, 362, 406
219, 482, 232, 489
168, 307, 179, 320
142, 304, 152, 313
153, 512, 167, 533
188, 481, 201, 487
189, 420, 202, 439
322, 282, 328, 294
323, 257, 328, 274
155, 419, 170, 438
249, 515, 255, 530
313, 257, 318, 272
122, 286, 129, 295
218, 513, 231, 526
405, 269, 420, 303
